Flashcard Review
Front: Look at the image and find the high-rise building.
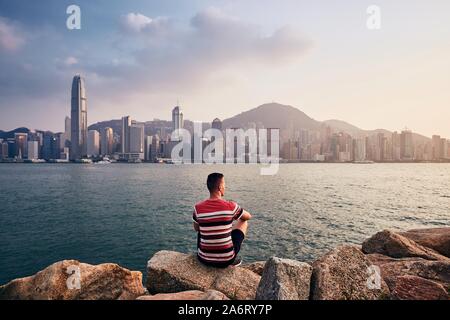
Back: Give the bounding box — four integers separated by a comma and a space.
27, 141, 39, 160
70, 75, 87, 160
101, 127, 114, 156
171, 106, 184, 140
61, 116, 71, 149
353, 137, 366, 161
87, 130, 100, 157
431, 135, 444, 160
212, 118, 222, 131
121, 116, 131, 153
130, 124, 144, 154
14, 133, 28, 159
0, 140, 8, 159
400, 129, 414, 160
151, 134, 160, 160
42, 132, 59, 160
144, 136, 153, 161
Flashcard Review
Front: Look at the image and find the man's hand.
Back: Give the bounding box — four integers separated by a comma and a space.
193, 221, 199, 232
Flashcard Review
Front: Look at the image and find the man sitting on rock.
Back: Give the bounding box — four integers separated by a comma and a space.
193, 173, 252, 267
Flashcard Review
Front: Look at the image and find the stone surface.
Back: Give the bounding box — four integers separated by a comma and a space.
390, 275, 448, 300
362, 230, 449, 261
367, 253, 450, 298
242, 261, 266, 276
255, 257, 312, 300
136, 289, 229, 300
146, 251, 261, 300
0, 260, 146, 300
400, 228, 450, 258
311, 245, 389, 300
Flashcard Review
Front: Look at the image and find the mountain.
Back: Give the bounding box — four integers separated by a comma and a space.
0, 127, 31, 140
222, 103, 321, 130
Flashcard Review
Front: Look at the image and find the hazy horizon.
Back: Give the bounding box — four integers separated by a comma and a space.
1, 1, 449, 137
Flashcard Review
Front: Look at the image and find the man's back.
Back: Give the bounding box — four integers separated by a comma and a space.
193, 198, 244, 265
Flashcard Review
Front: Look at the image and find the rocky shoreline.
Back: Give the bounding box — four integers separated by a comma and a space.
0, 227, 449, 300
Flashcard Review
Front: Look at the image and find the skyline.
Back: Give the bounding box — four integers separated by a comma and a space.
0, 1, 450, 136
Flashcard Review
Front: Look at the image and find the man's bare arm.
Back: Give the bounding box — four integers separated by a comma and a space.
239, 209, 252, 221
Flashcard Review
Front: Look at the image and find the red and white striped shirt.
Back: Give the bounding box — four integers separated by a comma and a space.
193, 199, 244, 264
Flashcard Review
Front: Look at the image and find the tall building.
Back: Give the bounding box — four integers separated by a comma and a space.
121, 116, 131, 153
0, 140, 8, 159
144, 136, 153, 161
42, 132, 59, 160
14, 133, 28, 159
130, 124, 144, 154
171, 106, 184, 140
61, 116, 71, 149
432, 135, 444, 160
70, 75, 87, 160
101, 127, 114, 156
87, 130, 100, 157
400, 129, 414, 160
27, 141, 39, 160
212, 118, 222, 131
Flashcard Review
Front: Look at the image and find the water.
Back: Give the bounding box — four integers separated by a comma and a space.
0, 163, 449, 285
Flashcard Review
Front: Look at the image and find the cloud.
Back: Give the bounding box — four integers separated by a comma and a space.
91, 8, 312, 94
119, 13, 169, 34
64, 56, 78, 66
0, 16, 25, 52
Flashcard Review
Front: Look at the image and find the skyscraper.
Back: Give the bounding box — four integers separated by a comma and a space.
27, 141, 39, 160
70, 75, 87, 160
171, 106, 184, 140
14, 133, 28, 159
101, 127, 114, 156
212, 118, 222, 131
87, 130, 100, 157
400, 129, 414, 160
121, 116, 131, 153
130, 124, 144, 154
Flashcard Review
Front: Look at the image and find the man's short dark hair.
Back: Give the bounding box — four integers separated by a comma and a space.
207, 173, 224, 193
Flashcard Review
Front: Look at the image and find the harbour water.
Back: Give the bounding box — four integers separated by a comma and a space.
0, 163, 449, 284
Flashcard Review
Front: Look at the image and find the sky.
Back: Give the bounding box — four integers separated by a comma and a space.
0, 0, 449, 137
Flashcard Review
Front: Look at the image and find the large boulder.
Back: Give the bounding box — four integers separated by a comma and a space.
146, 251, 260, 300
390, 275, 448, 300
137, 289, 229, 300
367, 253, 450, 299
362, 230, 449, 261
311, 245, 389, 300
400, 228, 450, 258
0, 260, 146, 300
256, 257, 312, 300
242, 261, 266, 276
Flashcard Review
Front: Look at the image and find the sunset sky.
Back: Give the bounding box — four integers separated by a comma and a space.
0, 0, 449, 137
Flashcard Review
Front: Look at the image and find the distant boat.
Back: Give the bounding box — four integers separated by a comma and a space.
95, 157, 112, 164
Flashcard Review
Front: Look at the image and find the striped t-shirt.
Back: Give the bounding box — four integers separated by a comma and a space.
193, 198, 244, 264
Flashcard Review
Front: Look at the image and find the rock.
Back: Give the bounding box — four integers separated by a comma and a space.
390, 275, 448, 300
0, 260, 146, 300
311, 245, 389, 300
136, 289, 229, 300
367, 253, 450, 297
146, 251, 261, 300
400, 228, 450, 258
362, 230, 449, 261
255, 257, 312, 300
242, 261, 266, 276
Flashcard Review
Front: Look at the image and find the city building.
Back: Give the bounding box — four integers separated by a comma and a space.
101, 127, 114, 156
400, 129, 414, 160
27, 141, 39, 160
87, 130, 100, 157
121, 116, 131, 153
130, 124, 144, 155
171, 106, 184, 140
70, 75, 88, 160
144, 135, 153, 161
0, 140, 8, 159
14, 133, 28, 159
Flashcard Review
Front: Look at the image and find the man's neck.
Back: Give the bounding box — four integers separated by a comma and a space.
209, 192, 222, 200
